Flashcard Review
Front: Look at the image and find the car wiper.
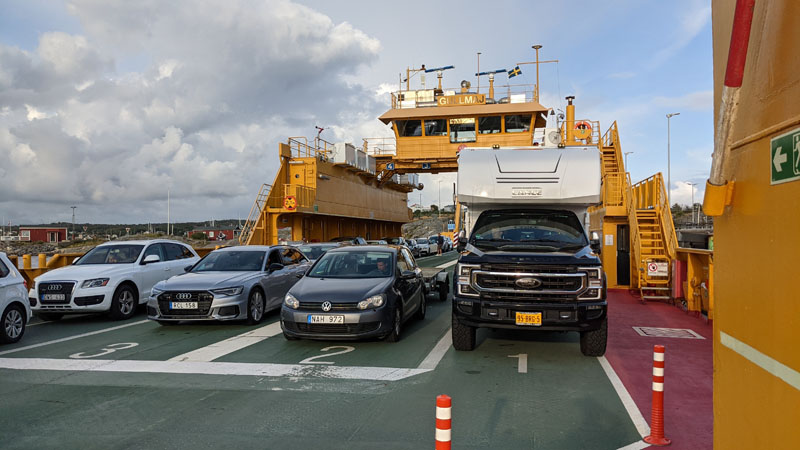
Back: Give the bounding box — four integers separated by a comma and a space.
497, 244, 560, 252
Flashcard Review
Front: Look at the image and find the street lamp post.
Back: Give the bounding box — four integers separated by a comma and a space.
666, 113, 680, 205
438, 179, 441, 218
70, 206, 76, 241
624, 151, 634, 171
687, 182, 697, 226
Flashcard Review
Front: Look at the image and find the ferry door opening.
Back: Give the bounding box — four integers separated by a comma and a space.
616, 225, 630, 286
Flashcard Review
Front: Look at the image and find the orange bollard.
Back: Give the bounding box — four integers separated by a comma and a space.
435, 395, 451, 450
644, 345, 671, 446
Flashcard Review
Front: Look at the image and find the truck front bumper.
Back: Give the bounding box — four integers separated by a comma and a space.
452, 295, 607, 332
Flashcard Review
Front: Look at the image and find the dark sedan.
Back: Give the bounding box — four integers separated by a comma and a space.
280, 245, 425, 341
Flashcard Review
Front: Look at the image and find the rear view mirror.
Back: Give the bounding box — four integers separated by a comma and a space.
143, 254, 161, 264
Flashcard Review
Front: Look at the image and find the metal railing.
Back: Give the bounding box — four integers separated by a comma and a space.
560, 120, 601, 145
363, 137, 397, 156
287, 137, 333, 160
603, 172, 626, 207
631, 173, 678, 260
239, 184, 271, 245
389, 83, 538, 109
601, 121, 624, 172
268, 184, 316, 209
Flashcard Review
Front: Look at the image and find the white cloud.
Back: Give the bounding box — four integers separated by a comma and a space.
653, 90, 712, 111
646, 1, 711, 69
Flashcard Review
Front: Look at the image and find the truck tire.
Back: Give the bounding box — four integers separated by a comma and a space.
438, 279, 449, 302
452, 314, 476, 351
580, 317, 608, 356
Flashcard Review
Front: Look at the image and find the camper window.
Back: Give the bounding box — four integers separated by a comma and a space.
478, 116, 502, 134
504, 115, 532, 133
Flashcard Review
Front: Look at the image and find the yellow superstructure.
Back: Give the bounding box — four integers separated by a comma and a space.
707, 1, 800, 447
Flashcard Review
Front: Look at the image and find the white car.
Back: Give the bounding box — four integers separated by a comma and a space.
414, 238, 431, 256
30, 240, 199, 321
1, 252, 31, 344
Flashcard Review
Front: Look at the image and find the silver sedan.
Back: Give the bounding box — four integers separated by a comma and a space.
147, 246, 309, 325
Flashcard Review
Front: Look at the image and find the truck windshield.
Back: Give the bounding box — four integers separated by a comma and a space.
470, 210, 588, 252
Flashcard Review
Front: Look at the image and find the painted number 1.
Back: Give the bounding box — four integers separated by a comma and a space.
299, 346, 355, 365
508, 353, 528, 373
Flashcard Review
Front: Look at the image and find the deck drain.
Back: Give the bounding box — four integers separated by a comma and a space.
632, 327, 705, 339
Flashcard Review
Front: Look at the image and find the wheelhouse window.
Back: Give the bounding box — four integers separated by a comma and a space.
396, 120, 422, 137
424, 119, 447, 136
478, 116, 502, 134
504, 115, 532, 133
449, 118, 476, 143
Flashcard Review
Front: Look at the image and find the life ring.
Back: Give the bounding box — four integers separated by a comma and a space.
574, 121, 592, 139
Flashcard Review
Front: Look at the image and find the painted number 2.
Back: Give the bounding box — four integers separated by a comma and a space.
299, 346, 355, 365
69, 342, 139, 359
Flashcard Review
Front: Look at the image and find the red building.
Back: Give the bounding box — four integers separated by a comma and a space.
190, 226, 240, 241
19, 226, 68, 243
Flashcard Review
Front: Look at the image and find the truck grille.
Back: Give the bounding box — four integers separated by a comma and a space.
38, 282, 75, 304
157, 291, 213, 317
480, 264, 577, 274
475, 273, 582, 291
470, 268, 585, 296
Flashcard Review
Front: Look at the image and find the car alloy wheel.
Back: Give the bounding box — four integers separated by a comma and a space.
119, 290, 135, 316
3, 307, 24, 341
247, 290, 265, 325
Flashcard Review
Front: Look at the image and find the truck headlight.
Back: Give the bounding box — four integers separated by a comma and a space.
358, 294, 385, 310
284, 293, 300, 309
456, 264, 480, 297
81, 278, 109, 288
579, 267, 603, 300
210, 286, 244, 297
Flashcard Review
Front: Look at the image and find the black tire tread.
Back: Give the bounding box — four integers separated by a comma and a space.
580, 317, 608, 356
451, 314, 476, 351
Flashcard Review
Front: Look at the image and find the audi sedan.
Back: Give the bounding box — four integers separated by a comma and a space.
147, 246, 309, 325
281, 245, 425, 342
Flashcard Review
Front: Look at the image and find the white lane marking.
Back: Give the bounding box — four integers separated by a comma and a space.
616, 441, 650, 450
597, 356, 650, 438
435, 260, 458, 269
0, 357, 431, 381
0, 320, 149, 356
720, 331, 800, 391
417, 328, 452, 370
508, 353, 528, 373
169, 322, 282, 362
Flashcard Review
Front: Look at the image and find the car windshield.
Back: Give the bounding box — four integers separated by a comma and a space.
191, 250, 266, 272
307, 251, 394, 278
416, 239, 428, 245
429, 237, 438, 244
470, 210, 588, 252
76, 245, 144, 265
296, 244, 339, 260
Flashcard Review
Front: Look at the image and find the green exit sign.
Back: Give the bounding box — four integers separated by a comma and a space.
771, 127, 800, 185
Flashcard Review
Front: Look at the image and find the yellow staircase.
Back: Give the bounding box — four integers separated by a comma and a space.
627, 173, 678, 302
239, 183, 272, 245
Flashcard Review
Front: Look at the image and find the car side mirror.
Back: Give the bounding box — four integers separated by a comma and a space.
72, 257, 80, 265
184, 265, 193, 272
143, 254, 161, 264
268, 263, 284, 273
400, 270, 416, 279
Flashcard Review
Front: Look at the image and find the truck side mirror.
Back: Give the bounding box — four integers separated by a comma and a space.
589, 231, 601, 253
457, 230, 467, 252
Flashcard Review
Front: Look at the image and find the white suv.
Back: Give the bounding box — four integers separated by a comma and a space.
31, 240, 199, 321
1, 252, 31, 344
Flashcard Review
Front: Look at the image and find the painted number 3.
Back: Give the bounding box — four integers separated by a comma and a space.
69, 342, 139, 359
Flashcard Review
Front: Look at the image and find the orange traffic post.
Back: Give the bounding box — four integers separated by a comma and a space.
644, 345, 671, 446
435, 394, 452, 450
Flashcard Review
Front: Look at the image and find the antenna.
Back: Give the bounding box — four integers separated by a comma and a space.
476, 69, 506, 99
424, 65, 455, 91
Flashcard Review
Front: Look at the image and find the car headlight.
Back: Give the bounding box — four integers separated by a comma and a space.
210, 286, 244, 297
579, 267, 604, 300
357, 293, 385, 310
456, 264, 480, 297
81, 278, 109, 288
284, 293, 299, 309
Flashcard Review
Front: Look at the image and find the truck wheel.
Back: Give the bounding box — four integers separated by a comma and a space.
580, 317, 608, 356
439, 280, 449, 302
384, 306, 402, 342
1, 304, 26, 344
35, 313, 63, 321
451, 314, 476, 351
109, 285, 137, 320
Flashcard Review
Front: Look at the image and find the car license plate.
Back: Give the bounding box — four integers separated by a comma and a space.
515, 312, 542, 326
307, 315, 345, 324
41, 294, 66, 301
170, 302, 198, 309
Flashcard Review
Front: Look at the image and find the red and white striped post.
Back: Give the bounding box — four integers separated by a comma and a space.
435, 394, 452, 450
644, 345, 671, 446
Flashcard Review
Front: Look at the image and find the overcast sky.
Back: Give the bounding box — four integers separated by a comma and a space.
0, 0, 713, 226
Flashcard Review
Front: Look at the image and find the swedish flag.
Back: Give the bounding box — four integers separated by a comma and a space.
508, 66, 522, 78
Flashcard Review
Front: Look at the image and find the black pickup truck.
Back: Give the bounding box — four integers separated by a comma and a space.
452, 209, 607, 356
